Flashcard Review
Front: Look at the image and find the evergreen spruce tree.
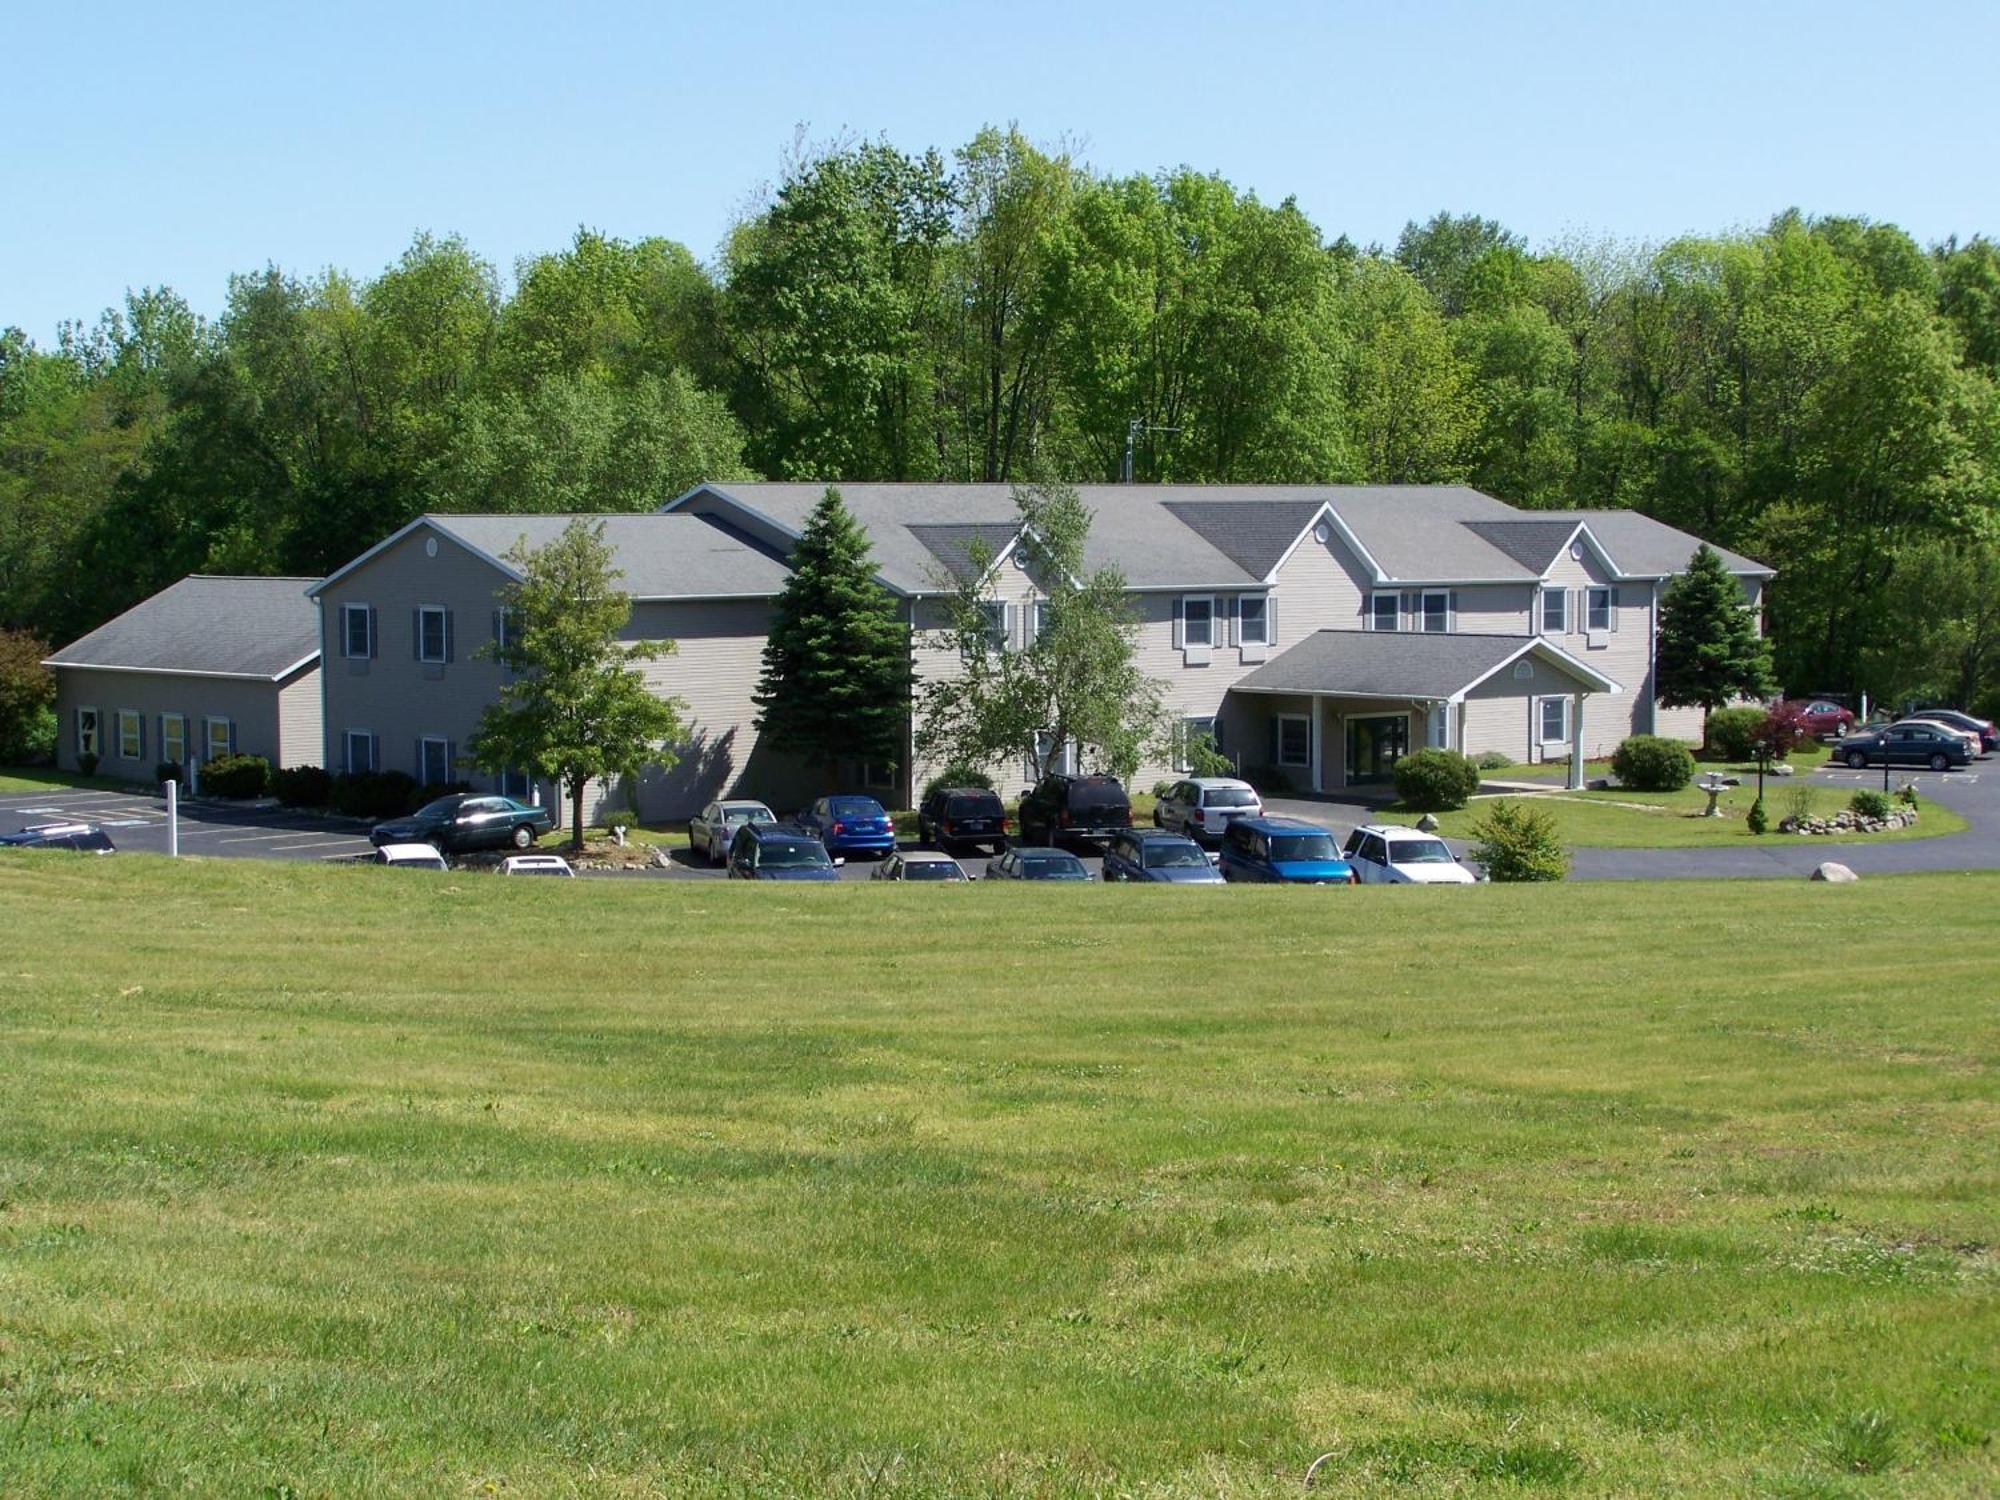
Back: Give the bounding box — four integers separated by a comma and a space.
753, 487, 912, 783
1657, 545, 1778, 749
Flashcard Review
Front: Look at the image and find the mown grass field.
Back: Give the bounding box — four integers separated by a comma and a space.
1, 856, 1996, 1497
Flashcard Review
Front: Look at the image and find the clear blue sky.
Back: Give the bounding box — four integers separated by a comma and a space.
6, 0, 1996, 343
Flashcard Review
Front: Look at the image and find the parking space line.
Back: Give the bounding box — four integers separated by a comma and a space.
272, 837, 371, 852
217, 830, 316, 844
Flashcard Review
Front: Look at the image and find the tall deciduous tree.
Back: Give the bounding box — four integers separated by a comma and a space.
1656, 545, 1777, 745
466, 520, 687, 851
752, 486, 911, 780
0, 627, 56, 762
916, 482, 1162, 782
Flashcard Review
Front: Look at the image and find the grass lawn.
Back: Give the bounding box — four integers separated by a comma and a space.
1496, 742, 1839, 783
1, 858, 1996, 1495
0, 764, 146, 796
1399, 776, 1967, 849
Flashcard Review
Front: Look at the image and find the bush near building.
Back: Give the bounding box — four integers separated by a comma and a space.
1707, 706, 1772, 762
1611, 735, 1697, 792
1392, 748, 1481, 810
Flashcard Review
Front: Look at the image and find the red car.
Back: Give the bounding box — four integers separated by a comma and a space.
1780, 698, 1855, 739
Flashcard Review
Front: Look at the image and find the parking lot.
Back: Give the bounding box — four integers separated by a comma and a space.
0, 787, 378, 863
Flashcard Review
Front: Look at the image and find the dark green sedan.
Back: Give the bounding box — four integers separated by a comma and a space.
369, 794, 555, 854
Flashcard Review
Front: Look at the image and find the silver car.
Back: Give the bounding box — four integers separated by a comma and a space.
688, 799, 777, 866
1154, 777, 1263, 842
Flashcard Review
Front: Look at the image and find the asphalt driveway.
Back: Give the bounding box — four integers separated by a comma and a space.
0, 787, 376, 863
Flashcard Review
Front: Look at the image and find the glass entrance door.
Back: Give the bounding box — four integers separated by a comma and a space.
1345, 713, 1410, 784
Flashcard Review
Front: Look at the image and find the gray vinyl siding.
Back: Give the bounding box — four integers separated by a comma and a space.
53, 664, 319, 774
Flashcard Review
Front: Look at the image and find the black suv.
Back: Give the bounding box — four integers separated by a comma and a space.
917, 786, 1009, 854
0, 821, 116, 853
1017, 774, 1132, 849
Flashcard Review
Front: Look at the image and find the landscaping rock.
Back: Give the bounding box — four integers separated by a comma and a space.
1415, 813, 1440, 833
1770, 762, 1795, 776
1810, 861, 1859, 883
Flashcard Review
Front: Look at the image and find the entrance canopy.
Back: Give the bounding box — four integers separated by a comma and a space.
1231, 630, 1620, 704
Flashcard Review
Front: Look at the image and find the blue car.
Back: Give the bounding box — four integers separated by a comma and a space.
1217, 817, 1356, 885
726, 823, 841, 881
794, 795, 899, 859
1101, 829, 1223, 884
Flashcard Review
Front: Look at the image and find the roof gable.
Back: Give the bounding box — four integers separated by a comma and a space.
1233, 629, 1621, 700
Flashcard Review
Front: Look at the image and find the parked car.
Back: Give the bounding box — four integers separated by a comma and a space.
871, 850, 969, 882
498, 853, 574, 877
916, 786, 1010, 854
983, 846, 1091, 881
1341, 824, 1477, 885
1837, 722, 1971, 772
1017, 773, 1132, 848
1216, 817, 1356, 885
794, 794, 898, 859
1153, 777, 1263, 842
689, 799, 777, 865
726, 823, 840, 881
0, 821, 115, 853
372, 842, 449, 870
369, 793, 554, 854
1907, 709, 1996, 753
1778, 698, 1856, 739
1101, 828, 1224, 884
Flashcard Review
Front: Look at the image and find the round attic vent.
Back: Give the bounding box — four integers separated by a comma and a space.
1313, 520, 1332, 545
425, 536, 439, 558
1011, 547, 1028, 569
1513, 661, 1535, 680
1569, 540, 1584, 560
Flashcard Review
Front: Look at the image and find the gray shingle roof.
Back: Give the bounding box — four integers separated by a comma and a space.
907, 523, 1022, 582
1547, 511, 1773, 578
47, 576, 321, 679
1234, 630, 1620, 699
423, 513, 794, 599
1462, 520, 1583, 573
1162, 500, 1329, 577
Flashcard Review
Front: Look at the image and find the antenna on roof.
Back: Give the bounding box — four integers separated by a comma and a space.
1121, 417, 1180, 483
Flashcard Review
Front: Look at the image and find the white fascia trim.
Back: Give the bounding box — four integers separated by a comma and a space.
1456, 638, 1622, 698
1229, 685, 1436, 704
1262, 501, 1387, 584
629, 590, 787, 603
42, 659, 319, 683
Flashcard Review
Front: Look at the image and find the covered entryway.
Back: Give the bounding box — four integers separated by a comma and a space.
1225, 630, 1621, 792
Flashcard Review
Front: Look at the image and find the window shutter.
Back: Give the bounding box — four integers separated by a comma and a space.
156, 716, 165, 761
226, 720, 237, 755
411, 610, 421, 660
1267, 594, 1277, 645
369, 734, 380, 774
1571, 588, 1584, 634
444, 611, 455, 663
1403, 590, 1418, 628
1224, 596, 1237, 647
492, 609, 503, 648
1172, 596, 1184, 649
447, 740, 457, 782
1609, 587, 1621, 632
137, 715, 146, 760
367, 606, 378, 658
1449, 590, 1459, 633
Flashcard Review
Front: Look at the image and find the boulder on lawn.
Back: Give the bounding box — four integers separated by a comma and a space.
1415, 813, 1441, 833
1810, 861, 1859, 884
1771, 762, 1796, 776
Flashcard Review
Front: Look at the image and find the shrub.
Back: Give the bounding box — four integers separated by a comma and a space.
411, 780, 471, 814
1469, 799, 1569, 882
1849, 789, 1892, 820
1610, 735, 1696, 792
921, 765, 995, 802
1896, 781, 1919, 808
1474, 749, 1514, 771
1759, 702, 1811, 760
199, 753, 271, 799
2, 702, 56, 765
273, 765, 334, 808
77, 751, 99, 778
602, 805, 638, 831
1783, 784, 1814, 824
155, 761, 185, 787
1706, 705, 1770, 761
330, 770, 419, 820
1392, 748, 1480, 811
1746, 797, 1768, 835
1241, 764, 1294, 795
1149, 780, 1174, 800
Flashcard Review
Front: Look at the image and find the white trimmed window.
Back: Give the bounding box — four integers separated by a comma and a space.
1538, 696, 1570, 745
204, 717, 233, 762
418, 736, 451, 786
1182, 596, 1214, 648
161, 713, 188, 767
345, 730, 377, 774
499, 768, 536, 802
1238, 594, 1270, 648
1369, 593, 1400, 632
75, 707, 100, 759
494, 607, 521, 654
1176, 716, 1219, 772
1421, 590, 1451, 633
1539, 587, 1568, 634
341, 603, 375, 659
1276, 713, 1311, 768
974, 601, 1007, 656
116, 710, 143, 761
1587, 586, 1613, 633
417, 606, 450, 663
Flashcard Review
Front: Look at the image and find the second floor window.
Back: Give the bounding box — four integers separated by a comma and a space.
1370, 593, 1400, 632
1238, 594, 1269, 646
1182, 596, 1214, 649
1587, 587, 1613, 632
1540, 588, 1568, 634
342, 603, 374, 658
417, 606, 450, 663
1421, 591, 1450, 633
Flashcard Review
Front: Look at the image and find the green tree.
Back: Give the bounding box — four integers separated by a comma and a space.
1860, 537, 2000, 714
752, 486, 912, 781
0, 627, 56, 762
466, 519, 687, 852
1656, 545, 1778, 745
916, 482, 1162, 782
1394, 211, 1526, 316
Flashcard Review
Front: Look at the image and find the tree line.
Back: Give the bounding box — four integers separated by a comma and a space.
3, 126, 1997, 715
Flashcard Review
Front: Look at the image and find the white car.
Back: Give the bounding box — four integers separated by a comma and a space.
498, 853, 574, 877
871, 850, 969, 882
373, 842, 448, 871
1341, 824, 1477, 885
1153, 777, 1263, 841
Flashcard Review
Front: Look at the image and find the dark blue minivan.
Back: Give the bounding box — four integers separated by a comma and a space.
1216, 817, 1356, 885
726, 823, 842, 881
